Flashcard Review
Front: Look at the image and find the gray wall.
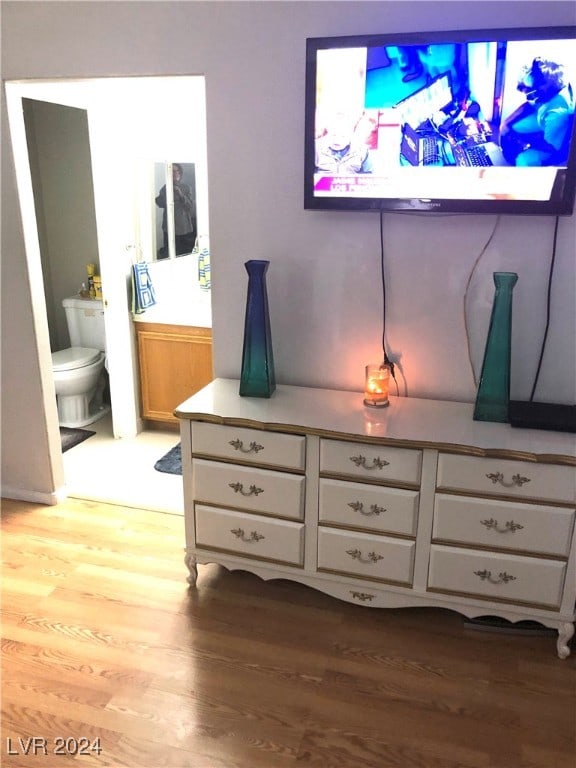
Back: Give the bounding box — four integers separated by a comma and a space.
23, 99, 99, 350
2, 1, 575, 499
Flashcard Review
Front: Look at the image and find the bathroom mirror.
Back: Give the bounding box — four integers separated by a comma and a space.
153, 161, 197, 260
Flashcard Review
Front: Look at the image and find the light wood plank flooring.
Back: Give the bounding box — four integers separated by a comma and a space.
1, 497, 575, 768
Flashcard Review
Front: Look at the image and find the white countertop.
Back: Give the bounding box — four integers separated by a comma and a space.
132, 298, 212, 327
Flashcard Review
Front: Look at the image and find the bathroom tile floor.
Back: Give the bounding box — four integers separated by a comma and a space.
62, 413, 184, 515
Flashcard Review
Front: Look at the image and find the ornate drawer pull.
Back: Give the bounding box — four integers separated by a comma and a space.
350, 591, 375, 602
474, 569, 516, 585
230, 527, 265, 543
229, 439, 264, 454
228, 482, 264, 496
486, 472, 531, 488
346, 548, 383, 564
481, 518, 524, 534
348, 501, 386, 516
350, 455, 389, 470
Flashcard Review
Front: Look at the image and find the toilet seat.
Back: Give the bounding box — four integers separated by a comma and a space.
52, 346, 101, 372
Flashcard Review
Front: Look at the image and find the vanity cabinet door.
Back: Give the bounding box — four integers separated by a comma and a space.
137, 323, 213, 423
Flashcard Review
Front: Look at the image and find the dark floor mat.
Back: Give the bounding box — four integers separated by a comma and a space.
60, 426, 96, 453
154, 443, 182, 475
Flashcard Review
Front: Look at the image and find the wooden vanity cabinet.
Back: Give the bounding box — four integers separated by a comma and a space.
136, 323, 212, 424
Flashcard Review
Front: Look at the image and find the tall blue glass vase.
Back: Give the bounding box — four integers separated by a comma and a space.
473, 271, 518, 423
239, 260, 276, 397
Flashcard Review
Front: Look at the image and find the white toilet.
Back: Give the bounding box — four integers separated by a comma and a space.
52, 297, 109, 428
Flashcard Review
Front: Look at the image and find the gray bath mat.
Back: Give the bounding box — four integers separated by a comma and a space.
154, 443, 182, 475
60, 426, 96, 453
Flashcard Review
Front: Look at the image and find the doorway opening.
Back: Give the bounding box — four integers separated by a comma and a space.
5, 76, 211, 512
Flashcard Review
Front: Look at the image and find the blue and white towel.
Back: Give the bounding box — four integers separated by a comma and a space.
198, 247, 211, 291
132, 262, 157, 314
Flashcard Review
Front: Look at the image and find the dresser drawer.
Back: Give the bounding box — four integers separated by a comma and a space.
428, 544, 566, 608
320, 439, 421, 485
437, 454, 575, 504
319, 478, 418, 536
193, 459, 305, 520
318, 527, 415, 585
192, 422, 306, 470
195, 505, 304, 566
433, 494, 575, 557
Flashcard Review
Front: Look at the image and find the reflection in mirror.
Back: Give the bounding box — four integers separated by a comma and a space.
154, 162, 197, 260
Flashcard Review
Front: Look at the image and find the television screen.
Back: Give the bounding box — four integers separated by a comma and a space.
304, 27, 576, 215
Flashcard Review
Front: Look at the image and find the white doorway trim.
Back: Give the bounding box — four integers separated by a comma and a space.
5, 76, 209, 502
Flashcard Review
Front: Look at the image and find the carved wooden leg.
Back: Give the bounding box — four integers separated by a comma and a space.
184, 552, 198, 587
557, 622, 574, 659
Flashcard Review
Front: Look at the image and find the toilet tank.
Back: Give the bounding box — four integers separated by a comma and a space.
62, 297, 106, 350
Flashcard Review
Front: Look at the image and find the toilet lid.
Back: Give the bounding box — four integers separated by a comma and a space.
52, 346, 101, 372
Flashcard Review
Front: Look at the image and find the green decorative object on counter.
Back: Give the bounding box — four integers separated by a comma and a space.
473, 271, 518, 423
239, 260, 276, 397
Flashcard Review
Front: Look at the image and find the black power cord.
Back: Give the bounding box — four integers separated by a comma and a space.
376, 211, 561, 405
379, 210, 398, 393
529, 215, 560, 402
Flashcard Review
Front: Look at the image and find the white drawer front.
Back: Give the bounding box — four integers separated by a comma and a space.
192, 422, 305, 470
193, 459, 305, 520
319, 478, 418, 536
320, 439, 421, 485
318, 528, 415, 585
433, 494, 575, 557
195, 505, 304, 565
437, 454, 575, 503
428, 545, 566, 608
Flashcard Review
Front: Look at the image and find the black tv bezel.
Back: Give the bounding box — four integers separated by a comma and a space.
304, 25, 576, 216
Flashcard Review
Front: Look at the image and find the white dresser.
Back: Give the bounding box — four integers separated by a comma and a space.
176, 379, 576, 658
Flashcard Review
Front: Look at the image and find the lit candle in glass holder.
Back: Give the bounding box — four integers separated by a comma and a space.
363, 363, 391, 408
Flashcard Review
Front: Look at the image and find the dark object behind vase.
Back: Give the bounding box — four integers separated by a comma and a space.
509, 401, 576, 433
473, 272, 518, 423
239, 260, 276, 397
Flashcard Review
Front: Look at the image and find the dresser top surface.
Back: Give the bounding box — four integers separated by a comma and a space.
175, 379, 576, 462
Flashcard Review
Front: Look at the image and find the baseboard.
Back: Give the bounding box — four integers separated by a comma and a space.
509, 400, 576, 433
1, 484, 67, 505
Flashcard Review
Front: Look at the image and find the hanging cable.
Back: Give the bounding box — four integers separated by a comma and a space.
463, 215, 501, 386
529, 215, 560, 402
379, 210, 398, 392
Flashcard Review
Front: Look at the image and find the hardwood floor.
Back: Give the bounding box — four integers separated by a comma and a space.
1, 497, 574, 768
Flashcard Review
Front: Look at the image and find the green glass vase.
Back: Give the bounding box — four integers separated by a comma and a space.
239, 260, 276, 397
473, 271, 518, 423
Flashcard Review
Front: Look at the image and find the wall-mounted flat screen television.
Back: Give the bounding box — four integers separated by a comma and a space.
304, 26, 576, 215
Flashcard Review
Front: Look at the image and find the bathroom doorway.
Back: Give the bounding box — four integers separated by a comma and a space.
5, 76, 210, 509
